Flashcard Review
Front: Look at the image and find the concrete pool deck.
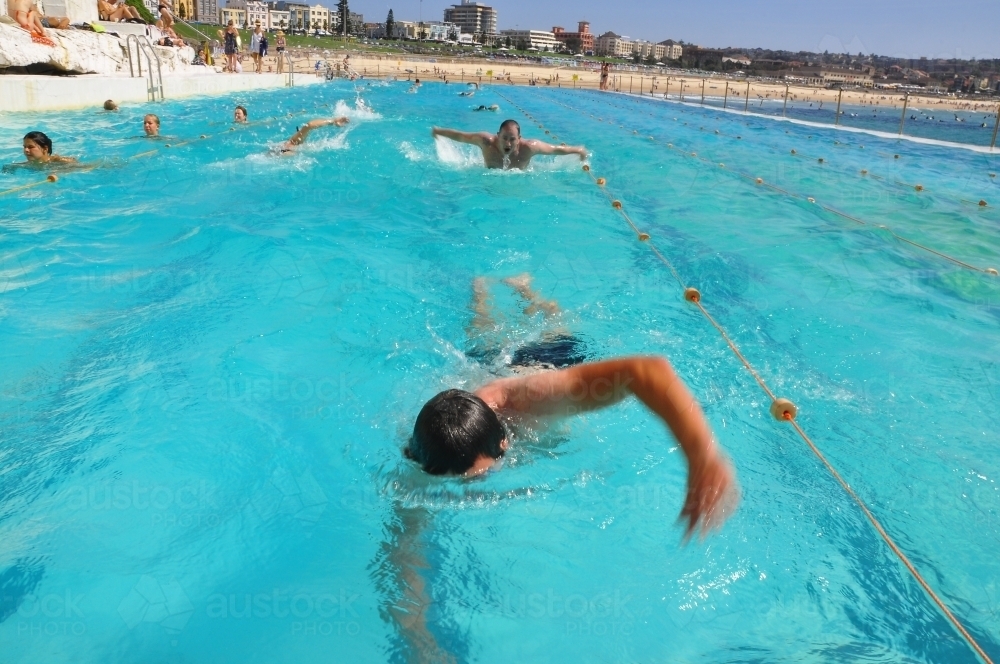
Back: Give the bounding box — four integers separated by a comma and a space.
0, 71, 323, 114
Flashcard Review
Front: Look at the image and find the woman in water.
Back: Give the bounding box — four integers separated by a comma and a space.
18, 131, 77, 166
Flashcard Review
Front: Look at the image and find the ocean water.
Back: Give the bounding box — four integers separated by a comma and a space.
1, 80, 999, 663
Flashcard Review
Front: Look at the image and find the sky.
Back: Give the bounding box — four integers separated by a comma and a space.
349, 0, 998, 60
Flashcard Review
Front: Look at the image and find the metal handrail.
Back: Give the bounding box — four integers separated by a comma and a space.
124, 35, 164, 101
283, 51, 294, 87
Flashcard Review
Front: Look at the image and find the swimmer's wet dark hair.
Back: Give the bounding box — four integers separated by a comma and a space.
236, 105, 247, 119
23, 131, 52, 155
406, 389, 505, 475
499, 119, 520, 135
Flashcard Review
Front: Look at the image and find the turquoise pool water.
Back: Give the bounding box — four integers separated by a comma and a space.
1, 81, 999, 663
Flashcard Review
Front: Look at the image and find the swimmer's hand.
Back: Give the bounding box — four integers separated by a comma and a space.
680, 449, 739, 541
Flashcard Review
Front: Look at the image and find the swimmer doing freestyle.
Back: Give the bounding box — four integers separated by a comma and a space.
405, 274, 738, 538
432, 119, 587, 170
275, 116, 350, 154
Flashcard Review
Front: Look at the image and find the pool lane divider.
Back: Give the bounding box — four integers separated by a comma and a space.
592, 93, 993, 208
0, 105, 323, 199
496, 89, 997, 664
543, 95, 998, 276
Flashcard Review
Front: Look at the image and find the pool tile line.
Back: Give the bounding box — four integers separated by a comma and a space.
542, 95, 998, 276
498, 89, 996, 664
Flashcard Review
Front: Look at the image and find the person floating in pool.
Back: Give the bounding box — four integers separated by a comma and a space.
15, 131, 78, 167
458, 82, 478, 97
274, 117, 350, 155
431, 120, 587, 170
473, 104, 499, 112
234, 105, 248, 123
405, 274, 738, 538
143, 113, 161, 138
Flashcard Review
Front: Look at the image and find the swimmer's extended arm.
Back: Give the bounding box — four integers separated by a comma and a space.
525, 140, 588, 160
430, 127, 490, 147
476, 356, 737, 538
286, 117, 349, 146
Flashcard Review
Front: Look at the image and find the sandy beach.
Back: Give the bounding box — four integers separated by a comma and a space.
252, 48, 1000, 116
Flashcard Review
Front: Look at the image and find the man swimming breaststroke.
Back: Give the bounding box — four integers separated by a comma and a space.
273, 116, 350, 154
431, 120, 587, 170
404, 275, 738, 538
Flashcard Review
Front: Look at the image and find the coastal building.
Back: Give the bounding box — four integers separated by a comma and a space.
784, 67, 874, 88
595, 31, 633, 58
722, 54, 751, 66
218, 5, 245, 26
305, 4, 330, 31
658, 40, 682, 59
631, 40, 667, 61
498, 29, 561, 51
443, 0, 497, 36
268, 8, 289, 29
226, 0, 268, 27
195, 0, 220, 23
551, 21, 593, 54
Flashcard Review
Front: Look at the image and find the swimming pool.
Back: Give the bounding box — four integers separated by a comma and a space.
1, 80, 999, 662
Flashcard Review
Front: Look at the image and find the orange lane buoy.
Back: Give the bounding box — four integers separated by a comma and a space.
980, 200, 988, 207
915, 185, 923, 191
46, 174, 58, 182
638, 232, 650, 241
756, 177, 763, 184
683, 287, 700, 303
770, 398, 797, 421
596, 177, 606, 186
612, 200, 622, 209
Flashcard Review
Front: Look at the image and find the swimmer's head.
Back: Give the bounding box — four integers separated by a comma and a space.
103, 99, 118, 111
498, 119, 520, 154
23, 131, 52, 161
234, 105, 248, 123
143, 114, 160, 136
406, 389, 507, 476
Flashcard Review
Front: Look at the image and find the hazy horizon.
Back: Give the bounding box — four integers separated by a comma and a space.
345, 0, 997, 61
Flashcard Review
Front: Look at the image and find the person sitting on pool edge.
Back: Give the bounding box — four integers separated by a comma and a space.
432, 119, 587, 170
405, 275, 738, 538
275, 117, 350, 154
234, 105, 248, 123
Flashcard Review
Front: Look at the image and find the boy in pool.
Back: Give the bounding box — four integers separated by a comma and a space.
275, 117, 350, 154
431, 120, 587, 170
406, 275, 738, 538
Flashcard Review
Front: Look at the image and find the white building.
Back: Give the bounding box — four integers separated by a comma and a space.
595, 31, 633, 58
658, 40, 682, 60
443, 0, 497, 36
498, 29, 561, 51
268, 8, 289, 29
424, 21, 460, 41
195, 0, 219, 23
226, 0, 267, 27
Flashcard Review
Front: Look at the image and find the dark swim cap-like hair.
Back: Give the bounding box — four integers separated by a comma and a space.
406, 389, 505, 475
23, 131, 52, 155
499, 119, 520, 135
236, 105, 248, 119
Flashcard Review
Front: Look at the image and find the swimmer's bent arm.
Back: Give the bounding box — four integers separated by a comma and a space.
431, 127, 491, 147
475, 356, 737, 537
525, 140, 588, 160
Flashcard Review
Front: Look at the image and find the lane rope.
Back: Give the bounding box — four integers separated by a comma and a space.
495, 88, 996, 664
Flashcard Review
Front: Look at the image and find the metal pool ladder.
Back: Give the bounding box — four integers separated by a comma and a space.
125, 35, 164, 102
282, 52, 295, 88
